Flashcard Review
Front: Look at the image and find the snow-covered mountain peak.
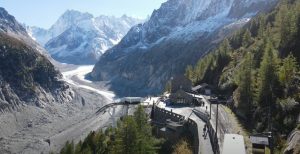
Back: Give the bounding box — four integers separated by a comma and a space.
62, 9, 93, 19
121, 14, 129, 19
49, 10, 94, 38
58, 9, 94, 27
28, 10, 144, 64
148, 0, 234, 27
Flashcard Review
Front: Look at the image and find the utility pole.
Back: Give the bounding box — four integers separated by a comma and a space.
170, 77, 173, 93
248, 52, 252, 124
216, 103, 219, 139
210, 102, 212, 119
269, 85, 273, 131
269, 85, 273, 154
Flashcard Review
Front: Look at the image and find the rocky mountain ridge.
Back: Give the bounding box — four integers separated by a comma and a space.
91, 0, 278, 96
28, 10, 143, 64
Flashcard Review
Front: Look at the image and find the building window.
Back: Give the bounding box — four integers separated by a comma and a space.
177, 98, 184, 104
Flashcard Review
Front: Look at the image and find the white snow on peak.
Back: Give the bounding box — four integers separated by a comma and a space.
29, 10, 144, 64
109, 37, 122, 45
49, 10, 94, 38
108, 0, 276, 56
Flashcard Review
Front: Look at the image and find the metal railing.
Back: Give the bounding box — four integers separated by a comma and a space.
193, 109, 220, 154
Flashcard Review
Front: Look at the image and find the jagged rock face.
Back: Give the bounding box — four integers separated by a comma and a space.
228, 0, 277, 18
28, 10, 143, 64
0, 8, 73, 112
0, 8, 27, 36
91, 0, 278, 96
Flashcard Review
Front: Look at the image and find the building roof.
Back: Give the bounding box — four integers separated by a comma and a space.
171, 75, 192, 92
115, 97, 144, 103
222, 134, 246, 154
250, 135, 269, 145
192, 83, 210, 91
200, 83, 209, 87
192, 85, 202, 91
170, 89, 193, 100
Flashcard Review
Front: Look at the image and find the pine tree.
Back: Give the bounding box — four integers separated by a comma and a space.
134, 105, 158, 154
275, 1, 298, 50
236, 52, 253, 119
257, 38, 279, 108
242, 29, 252, 47
60, 141, 75, 154
231, 30, 243, 49
114, 116, 139, 154
279, 53, 299, 97
217, 39, 231, 68
257, 15, 266, 39
134, 105, 150, 134
185, 65, 194, 82
274, 1, 287, 43
219, 39, 231, 55
83, 131, 98, 154
255, 38, 281, 132
95, 131, 109, 154
74, 140, 82, 154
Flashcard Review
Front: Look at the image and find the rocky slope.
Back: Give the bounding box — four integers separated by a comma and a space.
91, 0, 278, 96
0, 7, 73, 112
28, 10, 143, 64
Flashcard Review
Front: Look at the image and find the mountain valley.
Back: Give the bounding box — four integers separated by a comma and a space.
0, 0, 300, 153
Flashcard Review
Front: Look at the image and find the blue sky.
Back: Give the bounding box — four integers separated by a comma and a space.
1, 0, 167, 29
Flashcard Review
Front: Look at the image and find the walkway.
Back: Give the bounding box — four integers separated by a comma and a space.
164, 106, 214, 154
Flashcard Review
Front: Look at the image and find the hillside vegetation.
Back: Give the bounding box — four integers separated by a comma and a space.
58, 105, 194, 154
59, 105, 161, 154
186, 0, 300, 144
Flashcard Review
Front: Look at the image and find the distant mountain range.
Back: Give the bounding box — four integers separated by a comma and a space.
27, 10, 143, 64
90, 0, 278, 96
